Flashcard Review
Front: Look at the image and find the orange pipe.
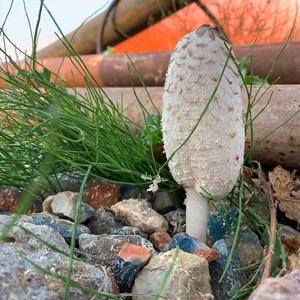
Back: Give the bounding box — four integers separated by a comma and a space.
1, 42, 300, 88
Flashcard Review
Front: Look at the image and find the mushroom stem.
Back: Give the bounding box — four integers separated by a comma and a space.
185, 188, 208, 243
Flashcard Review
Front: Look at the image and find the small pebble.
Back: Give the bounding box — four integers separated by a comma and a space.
164, 208, 186, 236
111, 199, 168, 234
50, 191, 95, 223
78, 233, 156, 268
121, 186, 152, 201
163, 233, 218, 262
151, 191, 176, 214
86, 208, 123, 235
281, 224, 300, 251
149, 231, 172, 251
112, 226, 148, 239
112, 243, 151, 292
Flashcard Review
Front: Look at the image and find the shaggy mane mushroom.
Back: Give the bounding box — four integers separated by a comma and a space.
162, 25, 245, 242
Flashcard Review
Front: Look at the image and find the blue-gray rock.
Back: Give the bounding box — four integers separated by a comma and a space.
50, 191, 95, 223
78, 233, 156, 268
225, 229, 263, 268
0, 221, 118, 299
151, 191, 176, 214
164, 208, 186, 236
31, 213, 90, 243
86, 208, 123, 235
209, 239, 247, 300
112, 226, 148, 239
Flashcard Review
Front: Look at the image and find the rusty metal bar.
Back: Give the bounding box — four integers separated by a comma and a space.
3, 42, 299, 87
36, 0, 176, 58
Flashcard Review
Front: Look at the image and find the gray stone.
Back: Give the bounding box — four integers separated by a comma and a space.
39, 171, 85, 198
51, 191, 95, 223
112, 226, 148, 239
111, 199, 168, 234
132, 249, 213, 300
31, 213, 90, 243
151, 191, 176, 214
5, 222, 70, 252
0, 219, 117, 299
78, 233, 156, 267
0, 242, 116, 300
164, 208, 186, 236
86, 208, 123, 235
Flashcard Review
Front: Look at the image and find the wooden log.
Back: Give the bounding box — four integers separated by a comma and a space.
72, 86, 300, 169
36, 0, 175, 58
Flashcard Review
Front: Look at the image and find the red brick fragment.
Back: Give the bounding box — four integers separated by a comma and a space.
149, 231, 171, 251
84, 178, 120, 210
117, 243, 152, 267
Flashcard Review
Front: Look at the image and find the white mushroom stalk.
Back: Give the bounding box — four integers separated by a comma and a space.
162, 25, 245, 243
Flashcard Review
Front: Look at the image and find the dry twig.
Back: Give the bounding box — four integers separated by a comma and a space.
260, 180, 278, 282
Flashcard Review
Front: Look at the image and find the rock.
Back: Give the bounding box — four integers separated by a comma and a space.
0, 214, 33, 227
54, 171, 85, 192
287, 249, 300, 271
164, 208, 186, 236
225, 229, 263, 268
111, 199, 168, 234
249, 271, 300, 300
4, 221, 70, 252
0, 222, 118, 299
39, 171, 85, 198
42, 195, 54, 213
78, 233, 156, 268
121, 186, 152, 201
84, 177, 120, 210
112, 243, 152, 293
132, 249, 213, 300
209, 239, 247, 300
269, 166, 300, 223
207, 207, 239, 245
163, 233, 218, 262
31, 213, 90, 243
50, 191, 95, 223
86, 208, 123, 235
0, 186, 23, 212
112, 226, 148, 239
281, 224, 300, 251
149, 231, 171, 251
151, 191, 176, 214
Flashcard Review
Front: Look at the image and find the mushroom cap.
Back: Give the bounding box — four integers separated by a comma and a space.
162, 25, 245, 198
